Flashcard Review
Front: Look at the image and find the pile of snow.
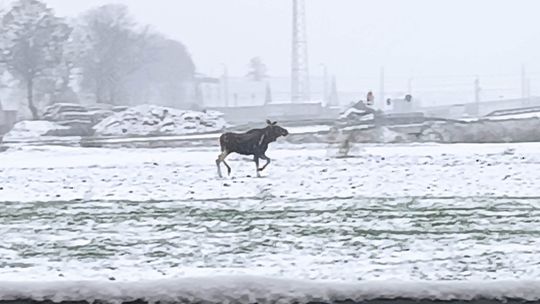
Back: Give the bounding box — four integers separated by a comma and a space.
93, 105, 227, 137
339, 107, 373, 120
339, 101, 377, 121
0, 276, 539, 303
41, 103, 118, 136
42, 103, 87, 120
43, 103, 115, 126
2, 121, 70, 142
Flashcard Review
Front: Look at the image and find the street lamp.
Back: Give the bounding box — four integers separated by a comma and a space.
319, 63, 328, 105
220, 63, 229, 107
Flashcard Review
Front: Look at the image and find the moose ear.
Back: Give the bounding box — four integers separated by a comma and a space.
272, 121, 277, 125
266, 119, 272, 125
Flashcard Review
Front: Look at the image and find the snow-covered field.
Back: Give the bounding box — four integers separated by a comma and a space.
0, 142, 539, 283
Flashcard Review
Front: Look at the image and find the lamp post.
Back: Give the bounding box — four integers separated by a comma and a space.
319, 63, 328, 105
220, 63, 229, 107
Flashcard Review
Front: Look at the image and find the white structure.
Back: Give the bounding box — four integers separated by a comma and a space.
199, 76, 332, 108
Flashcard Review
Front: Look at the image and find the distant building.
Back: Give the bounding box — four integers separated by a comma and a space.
195, 76, 340, 123
196, 76, 332, 108
387, 94, 418, 113
209, 102, 339, 124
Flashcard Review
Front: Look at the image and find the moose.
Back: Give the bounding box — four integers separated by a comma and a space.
216, 120, 289, 177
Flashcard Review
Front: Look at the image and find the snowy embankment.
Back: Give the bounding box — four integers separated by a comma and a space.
0, 277, 539, 304
93, 105, 227, 136
1, 121, 75, 143
418, 117, 540, 143
1, 105, 228, 144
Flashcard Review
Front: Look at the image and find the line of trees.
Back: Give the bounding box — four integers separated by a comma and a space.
0, 0, 195, 119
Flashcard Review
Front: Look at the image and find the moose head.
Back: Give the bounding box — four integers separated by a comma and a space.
266, 119, 289, 137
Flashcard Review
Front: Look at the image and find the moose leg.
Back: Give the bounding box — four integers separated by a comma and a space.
254, 156, 261, 177
223, 160, 231, 176
216, 151, 231, 177
258, 154, 271, 171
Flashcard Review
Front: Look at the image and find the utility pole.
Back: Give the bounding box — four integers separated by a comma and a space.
320, 63, 328, 105
474, 77, 481, 103
521, 64, 531, 105
291, 0, 310, 102
521, 64, 527, 101
473, 76, 481, 117
329, 75, 339, 107
221, 64, 229, 107
526, 78, 531, 103
379, 66, 385, 109
407, 77, 413, 95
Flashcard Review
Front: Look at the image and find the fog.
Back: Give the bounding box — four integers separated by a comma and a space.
39, 0, 540, 95
2, 0, 539, 110
1, 0, 539, 120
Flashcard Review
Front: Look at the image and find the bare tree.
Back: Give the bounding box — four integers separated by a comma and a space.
75, 4, 154, 105
0, 0, 71, 119
246, 57, 268, 81
123, 35, 195, 107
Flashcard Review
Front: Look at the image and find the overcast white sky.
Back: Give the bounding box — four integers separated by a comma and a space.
5, 0, 540, 92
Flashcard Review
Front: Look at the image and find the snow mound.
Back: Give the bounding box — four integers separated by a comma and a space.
93, 105, 227, 137
2, 121, 70, 142
0, 276, 539, 303
339, 107, 370, 119
42, 103, 88, 120
339, 101, 377, 121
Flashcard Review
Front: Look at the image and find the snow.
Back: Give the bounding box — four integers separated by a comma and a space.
3, 142, 540, 202
0, 277, 539, 303
486, 112, 540, 120
92, 105, 227, 137
459, 112, 540, 122
284, 125, 331, 134
2, 121, 70, 142
41, 103, 114, 127
42, 103, 88, 118
339, 108, 372, 120
1, 143, 540, 282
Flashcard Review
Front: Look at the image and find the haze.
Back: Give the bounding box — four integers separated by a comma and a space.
3, 0, 540, 102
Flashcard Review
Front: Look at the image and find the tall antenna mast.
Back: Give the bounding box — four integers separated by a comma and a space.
291, 0, 310, 102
